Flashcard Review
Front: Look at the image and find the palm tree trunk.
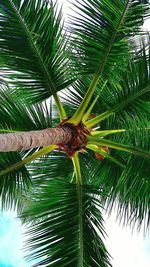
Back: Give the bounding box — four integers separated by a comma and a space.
0, 126, 73, 152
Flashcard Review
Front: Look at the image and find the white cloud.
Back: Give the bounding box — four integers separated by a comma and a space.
143, 18, 150, 30
104, 212, 150, 267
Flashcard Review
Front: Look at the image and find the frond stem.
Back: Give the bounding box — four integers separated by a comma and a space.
86, 144, 125, 168
0, 129, 20, 133
82, 95, 99, 123
86, 85, 150, 128
85, 110, 115, 128
0, 145, 57, 177
87, 136, 150, 158
91, 129, 126, 137
68, 74, 100, 124
72, 153, 83, 267
53, 93, 67, 121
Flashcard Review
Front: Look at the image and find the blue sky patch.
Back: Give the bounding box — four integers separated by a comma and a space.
0, 211, 28, 267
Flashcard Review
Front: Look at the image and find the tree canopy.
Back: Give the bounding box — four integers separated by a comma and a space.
0, 0, 150, 266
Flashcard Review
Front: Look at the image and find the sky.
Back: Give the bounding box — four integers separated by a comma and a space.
0, 211, 28, 267
0, 1, 150, 267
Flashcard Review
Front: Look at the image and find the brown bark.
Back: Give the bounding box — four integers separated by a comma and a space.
0, 126, 73, 152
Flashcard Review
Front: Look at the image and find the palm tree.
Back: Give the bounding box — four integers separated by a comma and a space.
0, 0, 150, 266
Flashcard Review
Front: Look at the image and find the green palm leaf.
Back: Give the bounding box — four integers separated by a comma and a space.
69, 0, 149, 76
32, 152, 73, 181
0, 83, 52, 132
85, 37, 150, 128
66, 0, 150, 124
90, 123, 150, 230
0, 151, 30, 210
108, 124, 150, 229
22, 178, 111, 267
0, 0, 75, 104
115, 155, 150, 230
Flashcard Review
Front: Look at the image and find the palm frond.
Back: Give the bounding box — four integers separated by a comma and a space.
27, 151, 73, 183
69, 0, 149, 77
86, 36, 150, 128
88, 136, 150, 158
0, 83, 52, 132
0, 151, 30, 210
94, 122, 150, 230
101, 37, 150, 107
0, 145, 57, 178
0, 0, 75, 104
62, 76, 106, 116
62, 35, 150, 127
0, 146, 63, 211
21, 178, 111, 267
65, 0, 150, 124
80, 142, 150, 232
114, 154, 150, 231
